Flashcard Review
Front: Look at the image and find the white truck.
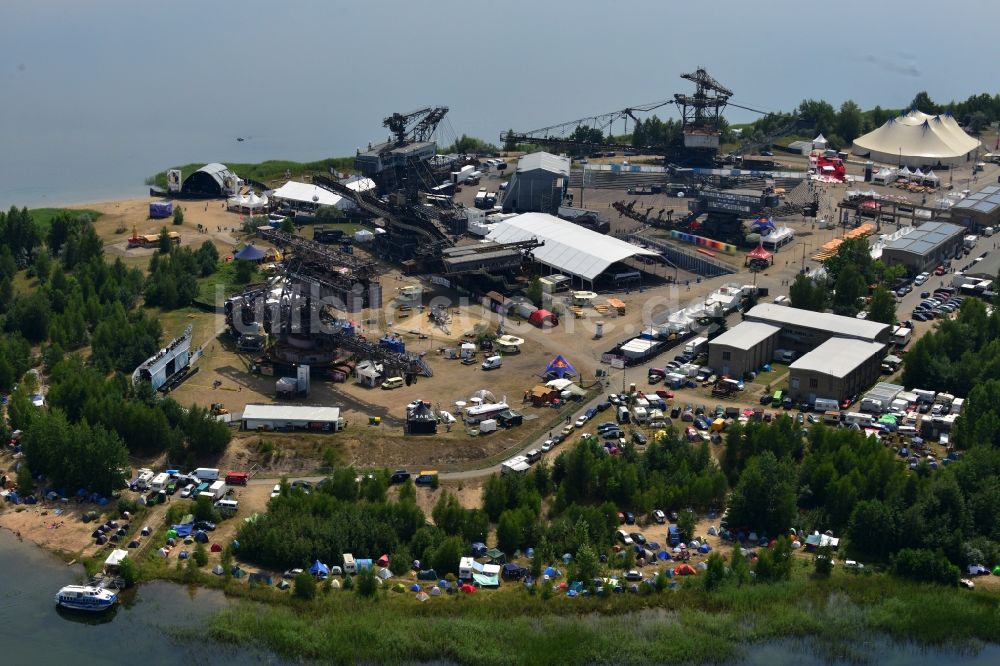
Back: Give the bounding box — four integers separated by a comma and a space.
481, 355, 502, 370
891, 326, 912, 348
199, 480, 226, 502
964, 234, 979, 249
191, 467, 220, 482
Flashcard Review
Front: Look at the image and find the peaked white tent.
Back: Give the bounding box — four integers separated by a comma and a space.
852, 110, 980, 167
812, 134, 828, 150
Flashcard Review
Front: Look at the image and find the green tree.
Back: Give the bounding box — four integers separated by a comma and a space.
703, 551, 728, 591
157, 227, 172, 254
234, 259, 255, 284
789, 274, 827, 312
118, 556, 139, 587
832, 264, 867, 315
836, 100, 864, 143
524, 277, 543, 308
193, 542, 208, 566
814, 545, 834, 578
497, 510, 522, 555
16, 463, 33, 493
867, 286, 897, 325
727, 452, 797, 537
677, 509, 696, 542
431, 536, 464, 576
172, 205, 184, 226
280, 217, 295, 234
355, 566, 378, 598
910, 91, 940, 114
847, 499, 897, 561
574, 543, 600, 583
294, 571, 317, 600
798, 99, 837, 136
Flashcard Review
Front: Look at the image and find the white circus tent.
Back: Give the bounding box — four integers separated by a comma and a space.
852, 110, 980, 168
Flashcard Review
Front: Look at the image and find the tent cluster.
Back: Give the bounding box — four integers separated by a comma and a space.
853, 110, 980, 167
226, 191, 269, 213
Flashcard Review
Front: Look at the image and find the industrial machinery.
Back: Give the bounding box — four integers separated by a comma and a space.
502, 68, 768, 166
355, 106, 452, 196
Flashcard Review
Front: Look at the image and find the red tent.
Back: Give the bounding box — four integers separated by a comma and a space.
460, 583, 477, 594
377, 554, 390, 567
673, 564, 697, 576
745, 243, 773, 267
210, 543, 223, 552
528, 309, 558, 328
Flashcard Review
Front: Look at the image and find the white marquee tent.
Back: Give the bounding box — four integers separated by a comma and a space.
485, 213, 658, 285
226, 191, 269, 213
852, 110, 980, 167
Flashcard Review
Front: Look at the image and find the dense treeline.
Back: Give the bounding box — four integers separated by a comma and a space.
145, 242, 218, 309
790, 238, 905, 317
902, 299, 1000, 399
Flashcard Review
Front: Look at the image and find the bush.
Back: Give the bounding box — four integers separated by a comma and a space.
814, 545, 833, 578
356, 566, 378, 598
342, 574, 353, 590
117, 497, 140, 516
193, 542, 209, 567
892, 548, 960, 586
118, 556, 139, 587
294, 571, 316, 600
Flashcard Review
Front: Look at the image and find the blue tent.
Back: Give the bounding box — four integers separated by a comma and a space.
471, 542, 488, 557
544, 355, 576, 379
543, 567, 560, 578
698, 543, 711, 554
234, 244, 267, 262
310, 560, 329, 576
172, 523, 194, 537
409, 584, 421, 592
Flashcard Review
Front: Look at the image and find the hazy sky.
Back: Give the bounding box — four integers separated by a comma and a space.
2, 0, 998, 206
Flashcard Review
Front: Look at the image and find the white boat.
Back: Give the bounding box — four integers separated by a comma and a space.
54, 585, 118, 612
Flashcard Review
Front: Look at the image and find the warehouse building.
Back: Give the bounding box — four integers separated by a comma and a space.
950, 184, 1000, 231
501, 152, 570, 215
707, 322, 780, 378
744, 304, 891, 353
879, 221, 965, 275
242, 404, 344, 432
788, 339, 886, 403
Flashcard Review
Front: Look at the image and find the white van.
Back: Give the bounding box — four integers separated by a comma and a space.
381, 376, 404, 390
215, 499, 239, 513
481, 355, 502, 370
773, 295, 790, 306
191, 468, 220, 482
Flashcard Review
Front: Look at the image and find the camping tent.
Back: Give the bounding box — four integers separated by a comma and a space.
544, 355, 577, 379
376, 567, 392, 580
416, 591, 430, 602
309, 560, 329, 577
674, 564, 696, 576
149, 201, 173, 219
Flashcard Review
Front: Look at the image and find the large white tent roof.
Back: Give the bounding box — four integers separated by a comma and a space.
271, 181, 349, 208
852, 110, 980, 164
485, 213, 658, 282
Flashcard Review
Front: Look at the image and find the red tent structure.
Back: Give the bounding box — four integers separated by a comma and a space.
460, 583, 477, 594
528, 309, 558, 328
745, 243, 773, 267
377, 554, 390, 567
673, 564, 697, 576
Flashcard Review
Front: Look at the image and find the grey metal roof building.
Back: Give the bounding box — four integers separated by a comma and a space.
501, 152, 570, 215
880, 221, 965, 274
708, 322, 781, 378
788, 339, 886, 402
951, 185, 1000, 230
744, 304, 890, 344
242, 404, 344, 432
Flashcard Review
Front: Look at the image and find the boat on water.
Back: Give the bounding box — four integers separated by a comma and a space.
54, 585, 118, 612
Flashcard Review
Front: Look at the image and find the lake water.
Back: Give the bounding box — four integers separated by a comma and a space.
0, 530, 275, 664
1, 529, 997, 665
2, 1, 999, 208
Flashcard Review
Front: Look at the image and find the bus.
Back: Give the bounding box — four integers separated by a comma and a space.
771, 390, 784, 407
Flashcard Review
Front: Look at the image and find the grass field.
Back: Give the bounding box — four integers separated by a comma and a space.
202, 567, 1000, 665
28, 207, 103, 233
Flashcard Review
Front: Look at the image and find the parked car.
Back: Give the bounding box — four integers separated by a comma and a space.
629, 532, 646, 545
632, 432, 648, 446
623, 512, 635, 525
194, 520, 216, 531
652, 509, 666, 524
179, 483, 195, 499
541, 439, 555, 452
624, 570, 643, 582
575, 416, 588, 428
389, 470, 411, 484
760, 394, 772, 405
616, 530, 634, 545
270, 484, 281, 498
282, 568, 304, 579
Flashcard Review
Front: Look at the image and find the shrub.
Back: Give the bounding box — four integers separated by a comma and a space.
814, 545, 833, 578
892, 548, 960, 586
356, 566, 378, 598
118, 556, 139, 587
193, 542, 209, 567
294, 571, 316, 600
118, 497, 140, 516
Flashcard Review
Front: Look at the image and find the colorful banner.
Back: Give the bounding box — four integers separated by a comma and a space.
670, 230, 737, 254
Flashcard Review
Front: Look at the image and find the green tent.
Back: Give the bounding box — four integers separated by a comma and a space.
165, 529, 178, 539
993, 566, 1000, 576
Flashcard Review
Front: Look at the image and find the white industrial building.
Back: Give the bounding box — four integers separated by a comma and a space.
241, 404, 345, 432
485, 213, 658, 287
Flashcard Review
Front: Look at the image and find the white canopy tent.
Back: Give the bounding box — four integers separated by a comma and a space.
271, 181, 356, 210
852, 110, 980, 167
227, 192, 269, 212
485, 213, 658, 286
